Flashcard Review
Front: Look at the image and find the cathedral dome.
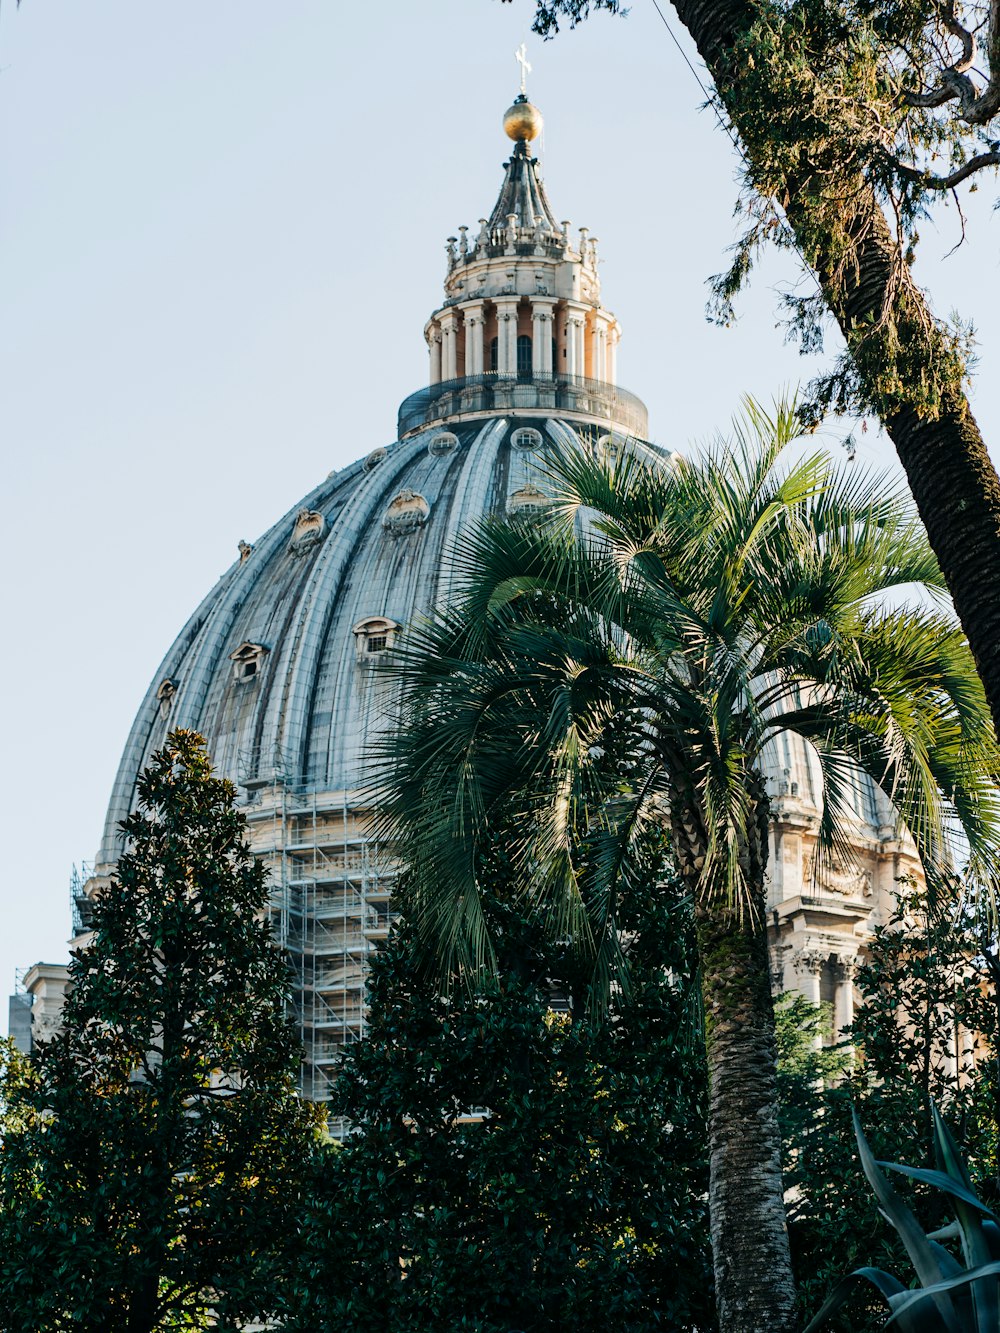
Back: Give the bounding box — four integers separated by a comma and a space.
97, 412, 666, 867
76, 86, 914, 1096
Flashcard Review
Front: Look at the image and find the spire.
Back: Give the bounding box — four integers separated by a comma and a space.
487, 93, 559, 235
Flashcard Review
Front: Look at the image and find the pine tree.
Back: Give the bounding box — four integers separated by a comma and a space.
0, 730, 320, 1333
281, 867, 715, 1333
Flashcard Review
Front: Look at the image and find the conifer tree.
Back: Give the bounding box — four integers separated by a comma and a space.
0, 730, 319, 1333
282, 866, 714, 1333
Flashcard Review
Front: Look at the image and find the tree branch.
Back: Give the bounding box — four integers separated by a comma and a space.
893, 147, 1000, 187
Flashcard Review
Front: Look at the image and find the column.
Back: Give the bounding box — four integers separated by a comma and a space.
427, 325, 442, 385
607, 325, 620, 385
463, 303, 485, 378
531, 300, 555, 378
565, 303, 587, 380
440, 309, 460, 382
495, 299, 518, 375
794, 950, 823, 1048
833, 957, 856, 1041
594, 320, 607, 382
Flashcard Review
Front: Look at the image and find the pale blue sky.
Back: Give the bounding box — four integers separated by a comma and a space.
3, 1, 998, 1009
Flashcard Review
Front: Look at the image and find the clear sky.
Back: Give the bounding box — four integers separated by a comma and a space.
2, 0, 998, 1014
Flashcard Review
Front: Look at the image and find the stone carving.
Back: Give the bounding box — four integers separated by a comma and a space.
363, 447, 388, 473
801, 847, 874, 898
238, 540, 254, 564
834, 955, 859, 982
382, 489, 430, 535
290, 508, 326, 553
794, 949, 827, 976
507, 482, 550, 515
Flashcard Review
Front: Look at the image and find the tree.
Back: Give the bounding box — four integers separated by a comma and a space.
507, 0, 1000, 739
0, 730, 319, 1333
375, 407, 1000, 1333
281, 863, 714, 1333
779, 887, 1000, 1330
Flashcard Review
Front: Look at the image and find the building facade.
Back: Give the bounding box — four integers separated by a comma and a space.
21, 93, 920, 1088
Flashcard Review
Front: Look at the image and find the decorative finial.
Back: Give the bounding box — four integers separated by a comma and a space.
516, 42, 532, 96
504, 44, 543, 142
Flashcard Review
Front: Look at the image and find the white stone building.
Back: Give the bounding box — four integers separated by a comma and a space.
19, 91, 920, 1091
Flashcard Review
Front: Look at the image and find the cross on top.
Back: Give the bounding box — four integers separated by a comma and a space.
516, 43, 531, 95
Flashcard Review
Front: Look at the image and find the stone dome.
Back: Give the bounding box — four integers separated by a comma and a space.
66, 92, 916, 1097
97, 413, 668, 866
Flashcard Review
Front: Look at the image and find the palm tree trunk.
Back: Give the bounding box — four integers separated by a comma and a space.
695, 891, 797, 1333
672, 781, 797, 1333
666, 0, 1000, 735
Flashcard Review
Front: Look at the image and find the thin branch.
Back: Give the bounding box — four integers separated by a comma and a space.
942, 185, 969, 257
893, 147, 1000, 187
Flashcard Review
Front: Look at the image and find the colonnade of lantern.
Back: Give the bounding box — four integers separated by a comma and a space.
426, 295, 619, 386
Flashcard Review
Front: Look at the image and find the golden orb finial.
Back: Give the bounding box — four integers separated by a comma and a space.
503, 94, 543, 143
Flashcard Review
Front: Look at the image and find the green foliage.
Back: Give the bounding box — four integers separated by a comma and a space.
375, 404, 1000, 984
804, 1106, 1000, 1332
372, 403, 999, 1329
852, 887, 997, 1157
781, 887, 1000, 1331
0, 731, 320, 1333
280, 868, 715, 1333
499, 0, 623, 39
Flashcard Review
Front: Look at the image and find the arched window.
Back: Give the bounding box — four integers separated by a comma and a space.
489, 337, 499, 372
516, 334, 532, 380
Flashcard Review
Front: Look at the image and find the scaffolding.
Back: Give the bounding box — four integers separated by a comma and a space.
69, 861, 96, 935
238, 757, 400, 1101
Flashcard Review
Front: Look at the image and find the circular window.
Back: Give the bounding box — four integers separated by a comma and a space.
363, 447, 388, 473
428, 431, 459, 457
511, 427, 543, 453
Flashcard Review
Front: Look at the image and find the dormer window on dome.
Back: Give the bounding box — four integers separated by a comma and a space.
352, 617, 400, 659
229, 642, 269, 683
156, 678, 178, 720
511, 426, 543, 452
428, 431, 459, 456
507, 482, 550, 516
290, 508, 325, 553
383, 489, 430, 536
363, 447, 388, 473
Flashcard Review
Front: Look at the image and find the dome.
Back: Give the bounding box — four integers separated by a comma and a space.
57, 89, 918, 1096
97, 414, 667, 865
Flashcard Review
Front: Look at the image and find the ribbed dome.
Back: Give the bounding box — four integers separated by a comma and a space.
98, 409, 890, 866
98, 416, 674, 866
63, 91, 915, 1097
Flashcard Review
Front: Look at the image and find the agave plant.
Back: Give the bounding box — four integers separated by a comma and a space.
805, 1104, 1000, 1331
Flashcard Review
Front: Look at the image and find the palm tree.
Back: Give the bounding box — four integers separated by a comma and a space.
375, 401, 1000, 1333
